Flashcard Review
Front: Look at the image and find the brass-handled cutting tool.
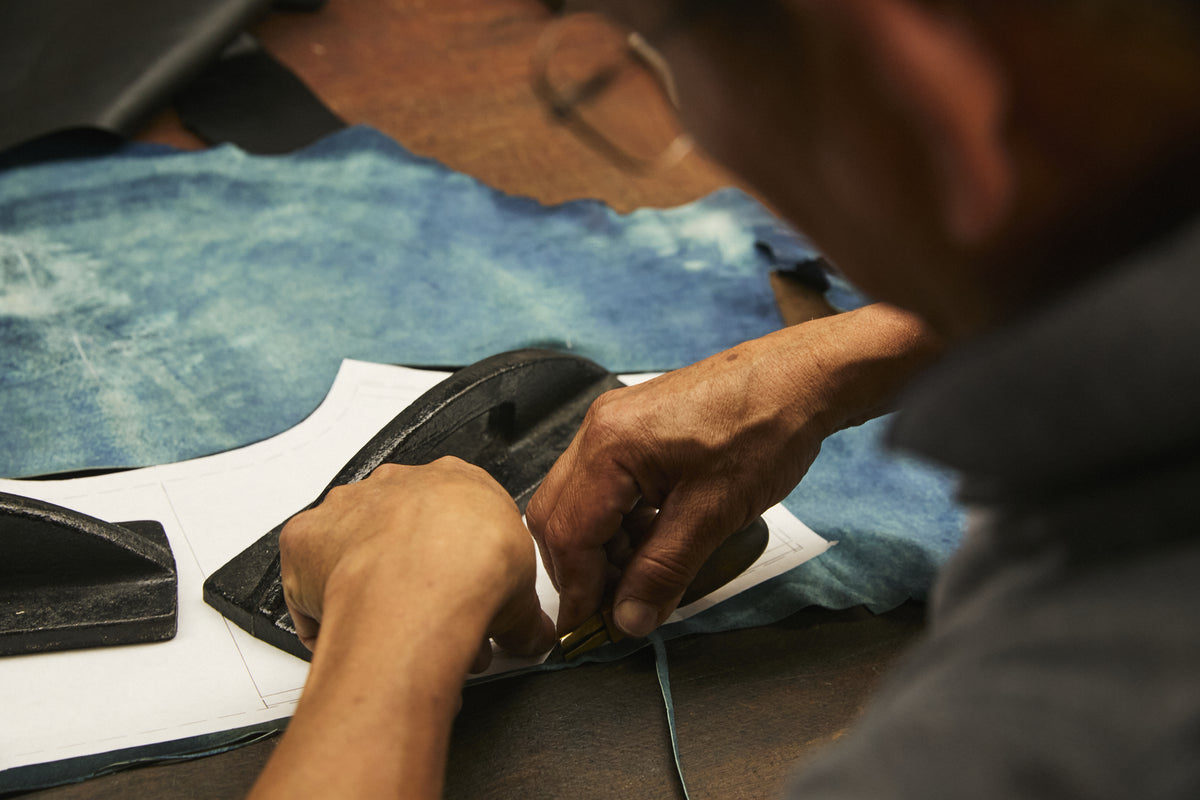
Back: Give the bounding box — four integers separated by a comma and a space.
546, 516, 769, 663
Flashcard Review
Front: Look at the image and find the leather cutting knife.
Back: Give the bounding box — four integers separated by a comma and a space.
546, 515, 769, 663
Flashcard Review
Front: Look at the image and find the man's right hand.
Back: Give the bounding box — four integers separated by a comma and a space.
526, 303, 940, 638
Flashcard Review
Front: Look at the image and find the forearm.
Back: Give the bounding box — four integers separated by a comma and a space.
809, 302, 944, 428
528, 301, 942, 635
763, 302, 943, 435
248, 567, 489, 800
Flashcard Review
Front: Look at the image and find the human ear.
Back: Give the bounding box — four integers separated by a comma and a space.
838, 0, 1013, 244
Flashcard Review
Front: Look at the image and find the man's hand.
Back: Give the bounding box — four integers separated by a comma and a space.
527, 304, 940, 638
250, 457, 555, 800
278, 456, 555, 668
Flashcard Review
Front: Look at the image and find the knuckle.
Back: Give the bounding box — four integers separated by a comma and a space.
322, 481, 358, 507
370, 462, 406, 480
631, 549, 696, 602
540, 512, 577, 552
277, 519, 313, 587
584, 389, 633, 439
278, 509, 314, 552
429, 455, 491, 484
525, 490, 549, 531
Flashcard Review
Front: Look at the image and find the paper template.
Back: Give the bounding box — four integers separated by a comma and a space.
0, 360, 829, 773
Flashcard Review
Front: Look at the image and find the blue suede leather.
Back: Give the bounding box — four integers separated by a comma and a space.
3, 126, 810, 476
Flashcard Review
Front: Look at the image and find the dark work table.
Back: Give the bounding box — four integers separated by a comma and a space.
26, 604, 925, 800
20, 1, 923, 796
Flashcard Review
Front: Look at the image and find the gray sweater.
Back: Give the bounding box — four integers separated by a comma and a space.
787, 214, 1200, 799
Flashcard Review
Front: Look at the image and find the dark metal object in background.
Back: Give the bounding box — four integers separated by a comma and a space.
204, 349, 625, 660
0, 492, 178, 657
0, 0, 333, 156
174, 33, 345, 154
0, 0, 271, 152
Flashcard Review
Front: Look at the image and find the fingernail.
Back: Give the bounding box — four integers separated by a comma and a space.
614, 599, 658, 638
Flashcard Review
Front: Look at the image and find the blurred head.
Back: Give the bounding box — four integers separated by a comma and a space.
574, 0, 1200, 337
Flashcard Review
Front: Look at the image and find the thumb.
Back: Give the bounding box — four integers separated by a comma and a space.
490, 583, 557, 657
611, 511, 724, 638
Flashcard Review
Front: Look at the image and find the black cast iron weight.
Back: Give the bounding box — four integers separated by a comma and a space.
1, 492, 178, 657
204, 349, 625, 660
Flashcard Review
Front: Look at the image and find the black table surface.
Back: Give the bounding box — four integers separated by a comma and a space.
24, 603, 925, 800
